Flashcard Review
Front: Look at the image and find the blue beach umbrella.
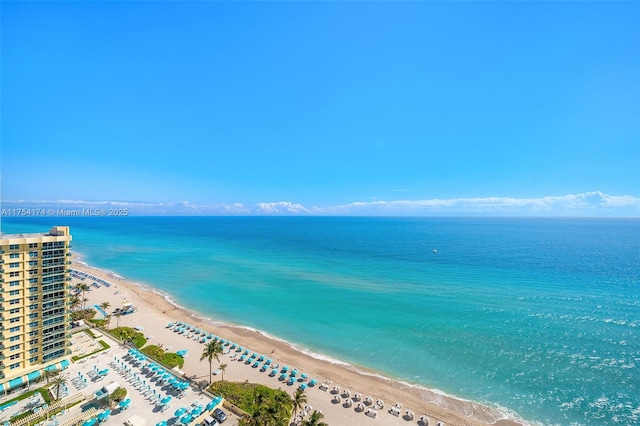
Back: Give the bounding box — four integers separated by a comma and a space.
301, 373, 307, 379
309, 379, 317, 386
300, 383, 308, 390
205, 400, 217, 411
192, 406, 203, 416
243, 349, 249, 355
257, 355, 264, 362
161, 396, 172, 405
279, 373, 287, 380
156, 421, 167, 426
118, 399, 131, 409
175, 408, 187, 417
281, 366, 289, 372
270, 369, 278, 376
180, 414, 193, 424
265, 359, 272, 365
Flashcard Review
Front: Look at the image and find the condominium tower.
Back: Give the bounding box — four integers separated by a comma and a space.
0, 226, 72, 393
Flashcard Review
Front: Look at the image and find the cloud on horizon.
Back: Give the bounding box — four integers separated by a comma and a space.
2, 191, 639, 217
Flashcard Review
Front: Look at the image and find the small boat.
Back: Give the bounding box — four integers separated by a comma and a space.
433, 249, 437, 253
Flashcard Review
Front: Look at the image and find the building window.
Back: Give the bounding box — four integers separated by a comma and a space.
29, 356, 38, 363
9, 326, 20, 333
9, 290, 19, 296
29, 278, 38, 284
28, 304, 38, 310
9, 272, 19, 277
9, 281, 20, 287
10, 344, 20, 351
9, 244, 19, 250
10, 363, 20, 369
10, 335, 20, 342
29, 260, 38, 266
29, 313, 38, 319
9, 262, 19, 268
29, 269, 38, 275
9, 299, 20, 305
29, 321, 39, 328
29, 346, 39, 353
9, 253, 19, 259
29, 296, 38, 301
28, 243, 38, 248
29, 287, 38, 293
10, 354, 21, 360
9, 308, 20, 314
10, 317, 20, 323
29, 251, 38, 258
29, 330, 38, 337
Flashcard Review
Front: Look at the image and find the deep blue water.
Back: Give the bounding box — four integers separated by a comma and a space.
3, 216, 639, 425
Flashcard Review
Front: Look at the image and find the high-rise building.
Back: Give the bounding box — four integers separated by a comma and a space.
0, 226, 72, 393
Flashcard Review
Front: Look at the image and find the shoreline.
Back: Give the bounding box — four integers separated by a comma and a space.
72, 254, 528, 426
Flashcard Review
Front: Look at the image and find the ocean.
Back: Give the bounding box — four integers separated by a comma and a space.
3, 216, 639, 425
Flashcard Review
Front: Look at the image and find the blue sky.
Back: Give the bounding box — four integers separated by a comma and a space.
2, 1, 639, 216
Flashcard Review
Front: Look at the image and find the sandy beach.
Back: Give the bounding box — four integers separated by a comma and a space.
72, 255, 526, 426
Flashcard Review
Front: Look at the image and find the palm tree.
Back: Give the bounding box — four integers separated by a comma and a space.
100, 301, 110, 313
300, 410, 327, 426
219, 363, 227, 381
51, 374, 68, 400
70, 295, 81, 311
291, 387, 307, 420
41, 369, 58, 384
114, 311, 122, 328
76, 283, 90, 310
200, 340, 224, 383
104, 314, 112, 329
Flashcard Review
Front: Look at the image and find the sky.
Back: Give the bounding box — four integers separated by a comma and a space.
1, 1, 639, 216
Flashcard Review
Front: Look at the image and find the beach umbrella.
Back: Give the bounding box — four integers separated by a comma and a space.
118, 399, 131, 409
265, 359, 272, 365
156, 421, 167, 426
301, 373, 307, 379
300, 383, 307, 390
243, 349, 249, 355
180, 414, 193, 424
161, 396, 172, 405
270, 369, 278, 376
175, 408, 187, 417
309, 379, 317, 386
281, 366, 289, 372
205, 400, 217, 411
191, 406, 203, 416
279, 373, 287, 380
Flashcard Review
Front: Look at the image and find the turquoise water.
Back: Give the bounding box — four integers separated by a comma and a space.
3, 217, 639, 425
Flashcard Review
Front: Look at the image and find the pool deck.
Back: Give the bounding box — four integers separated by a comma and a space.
0, 329, 239, 426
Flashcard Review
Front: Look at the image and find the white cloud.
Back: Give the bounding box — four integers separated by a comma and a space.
2, 192, 639, 216
254, 201, 312, 215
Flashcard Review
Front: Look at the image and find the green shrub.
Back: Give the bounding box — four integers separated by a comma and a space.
209, 382, 291, 417
110, 387, 127, 403
110, 327, 147, 348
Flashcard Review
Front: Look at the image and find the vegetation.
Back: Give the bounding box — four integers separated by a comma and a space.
300, 410, 328, 426
109, 387, 127, 407
219, 363, 228, 381
210, 381, 293, 426
201, 340, 224, 383
51, 375, 68, 400
140, 344, 184, 368
75, 283, 90, 309
291, 388, 307, 419
40, 369, 59, 385
71, 308, 97, 322
110, 327, 147, 348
